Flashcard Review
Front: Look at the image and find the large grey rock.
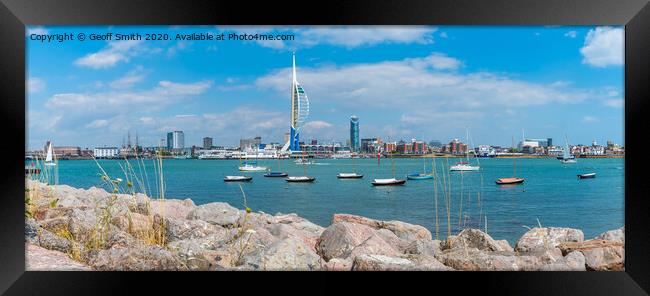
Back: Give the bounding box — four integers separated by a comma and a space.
111, 212, 154, 235
382, 220, 432, 241
89, 245, 187, 271
260, 237, 322, 270
26, 243, 91, 271
596, 227, 624, 243
317, 222, 377, 261
443, 229, 510, 252
166, 239, 215, 271
67, 208, 100, 243
330, 213, 432, 241
409, 254, 455, 271
25, 219, 39, 243
352, 254, 415, 271
515, 227, 584, 252
323, 258, 353, 271
349, 233, 401, 261
37, 228, 72, 253
150, 198, 196, 220
537, 251, 586, 271
187, 202, 240, 227
165, 217, 225, 242
405, 239, 442, 257
558, 239, 624, 271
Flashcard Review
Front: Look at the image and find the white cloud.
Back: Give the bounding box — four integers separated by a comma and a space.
109, 66, 146, 89
28, 77, 45, 93
256, 52, 590, 111
303, 120, 332, 130
604, 99, 623, 108
582, 116, 599, 123
45, 79, 213, 114
564, 31, 577, 38
85, 119, 109, 128
74, 40, 145, 69
580, 26, 624, 67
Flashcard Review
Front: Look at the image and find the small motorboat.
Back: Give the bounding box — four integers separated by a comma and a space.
286, 176, 316, 182
238, 162, 268, 171
407, 173, 433, 180
372, 178, 406, 186
294, 159, 314, 165
560, 158, 577, 164
578, 173, 596, 179
337, 173, 363, 179
264, 172, 288, 177
495, 177, 525, 185
224, 176, 253, 182
449, 162, 480, 171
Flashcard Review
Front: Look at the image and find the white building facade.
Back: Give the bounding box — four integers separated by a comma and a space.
93, 147, 119, 158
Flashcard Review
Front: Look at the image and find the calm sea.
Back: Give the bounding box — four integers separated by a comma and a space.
31, 157, 624, 244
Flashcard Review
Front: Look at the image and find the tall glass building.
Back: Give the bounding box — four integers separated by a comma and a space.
350, 115, 360, 152
166, 132, 173, 150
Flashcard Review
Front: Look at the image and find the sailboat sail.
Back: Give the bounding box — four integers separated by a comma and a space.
45, 142, 53, 162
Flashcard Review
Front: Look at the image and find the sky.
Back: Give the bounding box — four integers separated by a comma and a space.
26, 26, 624, 150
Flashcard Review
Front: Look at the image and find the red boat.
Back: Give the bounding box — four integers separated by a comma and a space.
495, 177, 525, 185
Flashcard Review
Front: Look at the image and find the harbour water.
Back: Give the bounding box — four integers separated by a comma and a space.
31, 157, 624, 244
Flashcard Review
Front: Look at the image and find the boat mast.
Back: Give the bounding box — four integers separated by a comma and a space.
512, 136, 517, 178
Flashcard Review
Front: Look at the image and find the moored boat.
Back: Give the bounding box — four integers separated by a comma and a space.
449, 161, 480, 171
577, 173, 596, 179
224, 175, 253, 182
495, 177, 525, 185
406, 173, 433, 180
286, 176, 316, 182
264, 172, 288, 177
238, 161, 268, 171
337, 173, 363, 179
372, 178, 406, 186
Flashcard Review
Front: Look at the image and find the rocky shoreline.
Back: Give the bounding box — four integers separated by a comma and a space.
25, 180, 624, 271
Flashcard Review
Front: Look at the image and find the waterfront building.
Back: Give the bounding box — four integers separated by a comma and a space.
476, 145, 496, 157
94, 147, 119, 159
172, 131, 185, 150
444, 139, 468, 155
383, 142, 397, 153
282, 53, 310, 152
411, 140, 427, 154
428, 140, 442, 148
361, 138, 381, 153
166, 132, 173, 150
51, 146, 81, 157
350, 115, 360, 152
203, 137, 213, 149
240, 136, 262, 151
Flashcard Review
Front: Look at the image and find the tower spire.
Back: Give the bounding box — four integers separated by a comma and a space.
292, 52, 297, 83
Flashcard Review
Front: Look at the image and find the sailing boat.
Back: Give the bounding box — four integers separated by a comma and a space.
560, 135, 577, 164
238, 149, 267, 171
450, 128, 479, 171
337, 151, 363, 179
265, 152, 288, 177
44, 142, 56, 166
496, 136, 525, 185
372, 147, 406, 186
407, 138, 433, 180
286, 151, 315, 182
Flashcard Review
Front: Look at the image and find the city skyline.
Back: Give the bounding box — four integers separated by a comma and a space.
27, 26, 624, 150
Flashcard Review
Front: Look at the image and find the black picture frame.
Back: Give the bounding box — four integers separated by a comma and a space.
1, 0, 648, 294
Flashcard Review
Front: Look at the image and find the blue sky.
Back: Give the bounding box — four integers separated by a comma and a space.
26, 26, 624, 150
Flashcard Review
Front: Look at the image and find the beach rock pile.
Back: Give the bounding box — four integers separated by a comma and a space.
24, 180, 624, 271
